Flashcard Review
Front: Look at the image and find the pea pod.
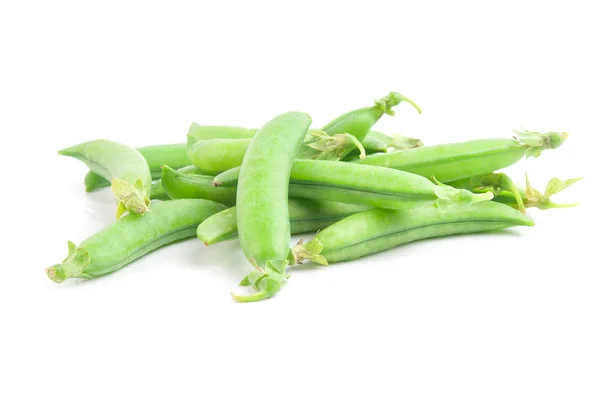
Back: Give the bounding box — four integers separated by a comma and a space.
215, 159, 493, 210
59, 139, 152, 218
352, 129, 568, 182
296, 92, 421, 159
197, 198, 368, 246
187, 92, 420, 174
46, 199, 227, 283
290, 201, 534, 265
234, 112, 313, 302
161, 165, 236, 206
84, 143, 191, 192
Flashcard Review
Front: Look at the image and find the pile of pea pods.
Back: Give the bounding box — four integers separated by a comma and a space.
47, 92, 580, 302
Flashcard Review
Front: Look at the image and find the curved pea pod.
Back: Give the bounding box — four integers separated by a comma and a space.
84, 144, 191, 192
161, 165, 236, 206
196, 198, 368, 246
59, 139, 152, 218
290, 201, 534, 265
234, 112, 313, 302
352, 129, 568, 182
46, 199, 227, 283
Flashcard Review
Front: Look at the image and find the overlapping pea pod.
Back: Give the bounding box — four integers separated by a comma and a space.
352, 129, 568, 182
59, 139, 153, 218
196, 159, 495, 212
213, 129, 568, 189
83, 143, 192, 192
289, 201, 534, 266
234, 111, 313, 302
46, 199, 227, 283
186, 92, 421, 174
448, 173, 582, 211
196, 198, 368, 246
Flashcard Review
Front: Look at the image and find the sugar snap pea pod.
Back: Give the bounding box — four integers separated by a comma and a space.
215, 159, 494, 210
59, 139, 152, 218
234, 112, 312, 303
84, 143, 191, 192
46, 199, 227, 283
197, 198, 368, 246
290, 201, 534, 265
297, 92, 421, 160
161, 165, 236, 206
352, 129, 568, 182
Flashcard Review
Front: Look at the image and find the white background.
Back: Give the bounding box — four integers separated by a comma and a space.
1, 1, 599, 407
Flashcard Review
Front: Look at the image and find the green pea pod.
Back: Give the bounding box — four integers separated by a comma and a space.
297, 92, 421, 159
59, 139, 152, 218
84, 143, 191, 192
197, 198, 368, 246
215, 159, 493, 210
161, 165, 236, 206
352, 129, 568, 182
234, 112, 313, 302
290, 201, 534, 265
46, 199, 227, 283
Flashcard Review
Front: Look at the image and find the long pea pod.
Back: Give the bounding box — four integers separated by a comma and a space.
161, 165, 236, 206
351, 129, 568, 182
196, 198, 368, 246
46, 199, 227, 283
84, 143, 191, 192
59, 139, 152, 218
290, 201, 534, 265
234, 112, 313, 302
215, 159, 494, 210
186, 92, 420, 174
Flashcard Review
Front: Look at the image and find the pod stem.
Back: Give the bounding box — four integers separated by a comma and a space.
231, 260, 290, 303
306, 131, 367, 160
111, 177, 151, 219
46, 241, 92, 283
289, 239, 328, 266
513, 128, 569, 157
375, 92, 422, 116
525, 174, 582, 210
433, 181, 494, 209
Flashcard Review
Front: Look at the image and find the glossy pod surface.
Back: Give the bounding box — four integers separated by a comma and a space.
352, 131, 567, 182
237, 112, 312, 266
46, 199, 227, 282
293, 201, 534, 264
196, 198, 368, 245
